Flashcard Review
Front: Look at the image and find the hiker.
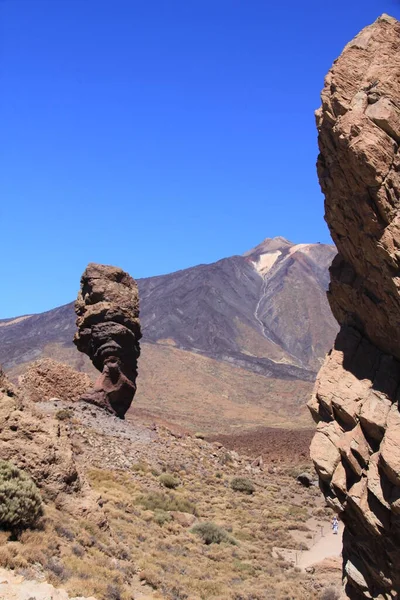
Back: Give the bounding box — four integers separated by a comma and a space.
332, 516, 339, 535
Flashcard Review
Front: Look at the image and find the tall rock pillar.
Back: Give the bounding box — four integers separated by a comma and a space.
308, 14, 400, 599
74, 263, 141, 419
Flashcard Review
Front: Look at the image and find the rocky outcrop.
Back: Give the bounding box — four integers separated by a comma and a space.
308, 14, 400, 600
0, 367, 80, 500
74, 263, 141, 418
18, 358, 93, 403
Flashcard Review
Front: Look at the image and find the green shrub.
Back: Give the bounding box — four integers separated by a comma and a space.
230, 477, 255, 495
159, 473, 179, 489
191, 522, 236, 545
0, 461, 43, 531
135, 491, 196, 515
153, 509, 172, 526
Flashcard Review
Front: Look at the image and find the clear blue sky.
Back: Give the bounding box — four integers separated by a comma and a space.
1, 0, 399, 317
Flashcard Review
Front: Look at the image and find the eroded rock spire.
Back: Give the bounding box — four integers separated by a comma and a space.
308, 14, 400, 600
74, 263, 141, 418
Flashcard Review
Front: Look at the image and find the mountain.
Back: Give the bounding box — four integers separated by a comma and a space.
0, 237, 338, 432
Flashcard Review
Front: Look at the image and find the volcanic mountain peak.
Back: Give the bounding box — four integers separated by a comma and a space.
243, 236, 293, 258
244, 237, 335, 279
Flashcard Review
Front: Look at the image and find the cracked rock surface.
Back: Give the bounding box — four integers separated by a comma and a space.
308, 14, 400, 600
74, 263, 141, 419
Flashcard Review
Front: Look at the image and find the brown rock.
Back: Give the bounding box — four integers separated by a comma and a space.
169, 511, 197, 527
0, 368, 79, 500
74, 263, 141, 418
308, 14, 400, 600
18, 358, 92, 403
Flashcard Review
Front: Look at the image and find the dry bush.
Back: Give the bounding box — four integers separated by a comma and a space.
135, 491, 196, 515
159, 473, 180, 489
55, 408, 72, 421
191, 522, 236, 545
230, 477, 255, 495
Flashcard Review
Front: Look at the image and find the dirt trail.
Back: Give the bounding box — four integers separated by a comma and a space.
298, 528, 343, 570
0, 567, 95, 600
0, 567, 158, 600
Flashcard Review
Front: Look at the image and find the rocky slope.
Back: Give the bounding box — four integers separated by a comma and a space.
308, 14, 400, 600
0, 386, 342, 600
0, 238, 337, 432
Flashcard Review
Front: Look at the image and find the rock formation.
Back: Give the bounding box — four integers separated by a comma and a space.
19, 358, 93, 403
74, 263, 141, 418
308, 14, 400, 599
0, 365, 80, 500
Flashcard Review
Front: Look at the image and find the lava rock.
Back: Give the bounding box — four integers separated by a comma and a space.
74, 263, 141, 418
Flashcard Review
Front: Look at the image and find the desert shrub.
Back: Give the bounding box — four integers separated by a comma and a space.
106, 583, 123, 600
46, 557, 68, 581
0, 460, 43, 532
230, 477, 255, 495
191, 522, 236, 545
220, 452, 233, 465
132, 461, 148, 473
72, 544, 85, 557
55, 524, 74, 540
55, 409, 72, 421
159, 473, 180, 489
153, 509, 172, 526
320, 589, 341, 600
135, 491, 196, 515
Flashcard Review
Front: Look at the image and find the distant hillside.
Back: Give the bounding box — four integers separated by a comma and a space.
0, 237, 338, 433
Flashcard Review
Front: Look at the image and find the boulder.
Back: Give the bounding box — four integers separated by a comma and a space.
18, 358, 92, 403
74, 263, 141, 418
308, 14, 400, 599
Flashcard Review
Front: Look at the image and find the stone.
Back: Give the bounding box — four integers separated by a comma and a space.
296, 472, 314, 487
74, 263, 141, 418
310, 421, 342, 481
308, 14, 400, 600
169, 511, 197, 527
18, 358, 93, 403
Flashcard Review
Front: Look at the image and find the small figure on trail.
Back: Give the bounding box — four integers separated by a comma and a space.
332, 516, 339, 535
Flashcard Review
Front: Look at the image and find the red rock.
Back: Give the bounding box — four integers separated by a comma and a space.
74, 263, 141, 418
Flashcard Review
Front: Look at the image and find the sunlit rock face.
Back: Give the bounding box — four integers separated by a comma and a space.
74, 263, 141, 418
308, 14, 400, 600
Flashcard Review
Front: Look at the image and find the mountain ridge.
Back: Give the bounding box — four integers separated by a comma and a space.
0, 237, 338, 433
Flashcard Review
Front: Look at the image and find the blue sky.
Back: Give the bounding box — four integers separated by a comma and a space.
1, 0, 400, 317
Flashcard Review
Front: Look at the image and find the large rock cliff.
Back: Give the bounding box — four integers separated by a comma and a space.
74, 263, 141, 418
308, 14, 400, 600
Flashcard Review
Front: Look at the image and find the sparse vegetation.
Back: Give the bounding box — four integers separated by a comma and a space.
0, 460, 43, 532
159, 472, 180, 489
191, 522, 236, 545
55, 408, 72, 421
153, 509, 172, 526
0, 426, 338, 599
135, 490, 196, 515
230, 477, 255, 495
320, 588, 341, 600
